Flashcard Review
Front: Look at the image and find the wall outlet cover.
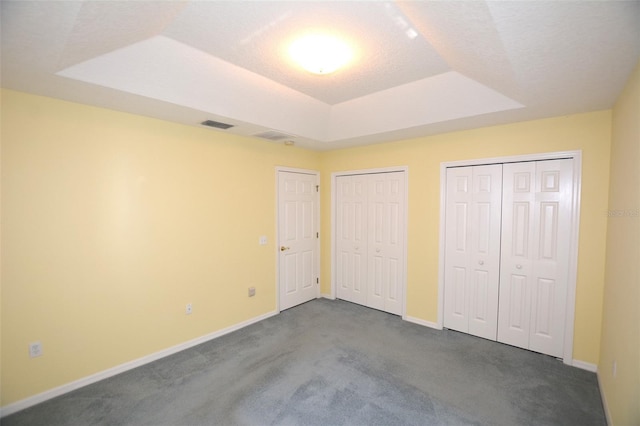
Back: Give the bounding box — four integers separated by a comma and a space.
29, 341, 43, 358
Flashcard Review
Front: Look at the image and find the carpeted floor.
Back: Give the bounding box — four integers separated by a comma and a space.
2, 299, 606, 425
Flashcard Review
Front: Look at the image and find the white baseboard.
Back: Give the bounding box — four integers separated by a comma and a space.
0, 309, 279, 418
403, 315, 441, 330
571, 359, 598, 373
320, 293, 335, 300
597, 370, 612, 426
0, 306, 602, 420
400, 319, 599, 375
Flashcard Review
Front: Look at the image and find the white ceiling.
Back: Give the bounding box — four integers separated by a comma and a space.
2, 1, 639, 150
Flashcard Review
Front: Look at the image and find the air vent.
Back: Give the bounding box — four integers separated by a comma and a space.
252, 130, 294, 141
201, 120, 234, 130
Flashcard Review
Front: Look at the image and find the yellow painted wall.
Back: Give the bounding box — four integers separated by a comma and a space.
0, 89, 320, 406
599, 61, 640, 426
0, 88, 614, 409
320, 111, 612, 366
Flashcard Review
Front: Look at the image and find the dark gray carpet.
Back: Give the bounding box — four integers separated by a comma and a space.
2, 299, 605, 426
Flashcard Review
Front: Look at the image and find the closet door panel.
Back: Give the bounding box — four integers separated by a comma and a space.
468, 165, 503, 340
444, 167, 473, 333
498, 159, 573, 357
368, 172, 405, 315
529, 159, 573, 357
336, 175, 367, 305
444, 165, 502, 338
498, 162, 535, 349
336, 171, 406, 316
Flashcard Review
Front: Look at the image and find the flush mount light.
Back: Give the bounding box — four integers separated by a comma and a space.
289, 34, 353, 75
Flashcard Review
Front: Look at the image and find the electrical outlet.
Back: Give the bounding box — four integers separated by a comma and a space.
186, 303, 193, 315
29, 341, 43, 358
248, 287, 256, 297
259, 236, 268, 245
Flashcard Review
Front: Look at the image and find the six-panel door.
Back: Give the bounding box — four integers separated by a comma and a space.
443, 165, 503, 340
336, 172, 406, 315
498, 159, 573, 357
367, 172, 405, 315
336, 175, 368, 306
444, 159, 574, 358
278, 171, 319, 311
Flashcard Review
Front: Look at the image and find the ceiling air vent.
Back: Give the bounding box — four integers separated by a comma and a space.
201, 120, 234, 130
252, 130, 294, 141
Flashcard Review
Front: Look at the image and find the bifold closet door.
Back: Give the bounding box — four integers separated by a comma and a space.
443, 164, 503, 340
498, 159, 573, 358
336, 172, 406, 315
336, 175, 368, 306
366, 172, 405, 315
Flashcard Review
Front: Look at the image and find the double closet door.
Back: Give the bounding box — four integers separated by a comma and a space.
336, 172, 406, 315
443, 159, 573, 358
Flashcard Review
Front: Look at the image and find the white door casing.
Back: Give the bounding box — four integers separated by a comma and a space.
443, 165, 503, 340
277, 169, 319, 311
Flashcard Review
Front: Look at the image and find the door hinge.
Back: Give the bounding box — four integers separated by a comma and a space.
316, 185, 319, 192
316, 277, 319, 284
316, 232, 319, 238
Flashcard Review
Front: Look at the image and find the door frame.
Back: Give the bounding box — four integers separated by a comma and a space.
437, 151, 582, 366
276, 167, 321, 313
330, 166, 409, 318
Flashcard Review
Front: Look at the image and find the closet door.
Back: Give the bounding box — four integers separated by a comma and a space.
497, 162, 535, 348
444, 165, 502, 339
335, 171, 407, 315
367, 172, 405, 315
498, 159, 573, 357
336, 175, 368, 305
444, 167, 473, 333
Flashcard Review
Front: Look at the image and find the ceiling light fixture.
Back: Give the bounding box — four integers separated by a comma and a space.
289, 34, 353, 75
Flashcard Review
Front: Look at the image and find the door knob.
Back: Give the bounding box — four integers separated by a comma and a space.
478, 260, 484, 265
280, 246, 290, 251
516, 264, 522, 269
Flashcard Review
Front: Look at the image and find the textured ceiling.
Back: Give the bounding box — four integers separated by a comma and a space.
2, 1, 639, 150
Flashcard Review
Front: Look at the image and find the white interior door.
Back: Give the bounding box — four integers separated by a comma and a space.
443, 165, 502, 339
497, 161, 535, 349
443, 167, 472, 333
498, 159, 573, 357
367, 172, 405, 315
528, 159, 573, 356
336, 175, 368, 305
335, 170, 407, 316
468, 165, 503, 339
278, 170, 319, 311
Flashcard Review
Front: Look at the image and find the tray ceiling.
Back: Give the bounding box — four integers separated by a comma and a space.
2, 1, 639, 150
